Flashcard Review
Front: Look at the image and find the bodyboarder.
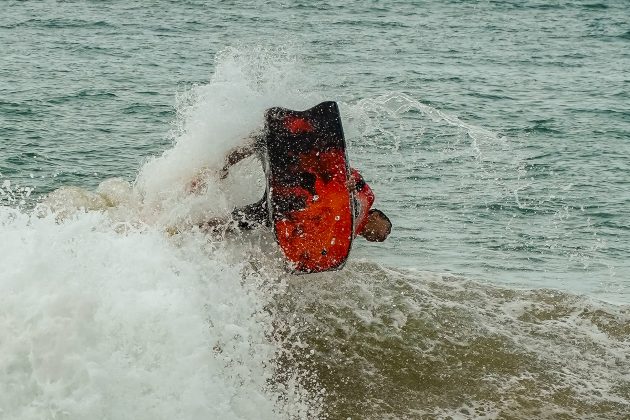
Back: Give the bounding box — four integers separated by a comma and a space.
190, 130, 392, 243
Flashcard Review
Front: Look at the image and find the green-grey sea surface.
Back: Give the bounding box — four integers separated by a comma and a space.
1, 1, 628, 419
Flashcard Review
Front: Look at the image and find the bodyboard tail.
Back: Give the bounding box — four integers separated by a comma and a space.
264, 101, 354, 273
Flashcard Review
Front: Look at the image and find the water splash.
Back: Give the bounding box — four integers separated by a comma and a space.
134, 46, 323, 230
0, 178, 34, 207
0, 46, 331, 419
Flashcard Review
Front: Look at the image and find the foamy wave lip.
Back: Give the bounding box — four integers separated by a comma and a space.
0, 208, 286, 419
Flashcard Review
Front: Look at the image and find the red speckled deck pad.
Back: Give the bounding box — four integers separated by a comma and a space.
264, 102, 354, 273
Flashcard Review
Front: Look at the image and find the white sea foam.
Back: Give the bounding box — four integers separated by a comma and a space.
1, 47, 326, 419
0, 207, 283, 419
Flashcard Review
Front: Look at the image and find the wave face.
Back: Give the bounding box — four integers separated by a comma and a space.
271, 262, 629, 418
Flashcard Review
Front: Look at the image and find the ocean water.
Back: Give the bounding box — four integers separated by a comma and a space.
1, 1, 629, 419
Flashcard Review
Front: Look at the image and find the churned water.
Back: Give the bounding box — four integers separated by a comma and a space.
1, 1, 628, 419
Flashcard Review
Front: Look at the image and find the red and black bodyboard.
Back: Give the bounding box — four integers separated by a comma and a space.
263, 101, 354, 273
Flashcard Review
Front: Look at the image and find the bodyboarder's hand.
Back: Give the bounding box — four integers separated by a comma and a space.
347, 176, 357, 192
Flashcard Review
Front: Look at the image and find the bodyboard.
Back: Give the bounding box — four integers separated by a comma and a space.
264, 101, 354, 273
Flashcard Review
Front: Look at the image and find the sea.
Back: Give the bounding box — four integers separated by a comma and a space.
1, 1, 628, 419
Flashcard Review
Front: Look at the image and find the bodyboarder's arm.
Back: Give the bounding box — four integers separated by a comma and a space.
219, 139, 257, 178
186, 134, 261, 194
